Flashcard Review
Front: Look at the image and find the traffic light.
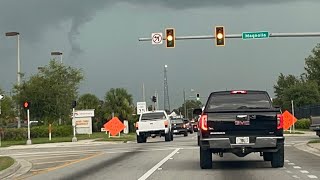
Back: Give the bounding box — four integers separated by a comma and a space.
215, 26, 225, 46
152, 96, 157, 102
23, 101, 30, 109
72, 100, 77, 108
165, 28, 175, 48
196, 93, 200, 101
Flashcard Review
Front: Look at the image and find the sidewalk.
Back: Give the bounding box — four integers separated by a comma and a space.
284, 130, 316, 137
308, 142, 320, 151
1, 139, 133, 150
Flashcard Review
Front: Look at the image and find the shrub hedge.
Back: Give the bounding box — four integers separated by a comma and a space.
0, 125, 73, 141
294, 118, 311, 129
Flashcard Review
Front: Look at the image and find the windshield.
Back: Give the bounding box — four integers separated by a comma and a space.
140, 112, 166, 121
206, 92, 271, 110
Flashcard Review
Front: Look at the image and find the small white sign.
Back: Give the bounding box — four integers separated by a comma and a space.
152, 33, 163, 45
137, 102, 147, 115
73, 109, 95, 118
0, 95, 4, 100
72, 117, 92, 134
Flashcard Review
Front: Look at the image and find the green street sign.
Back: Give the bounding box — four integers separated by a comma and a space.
242, 31, 269, 40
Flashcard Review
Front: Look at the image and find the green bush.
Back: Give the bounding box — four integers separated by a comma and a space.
2, 128, 27, 140
1, 125, 73, 140
295, 118, 311, 129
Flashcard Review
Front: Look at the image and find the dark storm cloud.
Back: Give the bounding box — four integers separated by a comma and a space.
0, 0, 309, 56
129, 0, 304, 9
0, 0, 112, 57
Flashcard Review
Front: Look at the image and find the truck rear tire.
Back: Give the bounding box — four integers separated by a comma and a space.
200, 147, 212, 169
137, 135, 144, 143
271, 144, 284, 168
170, 132, 174, 141
165, 133, 171, 142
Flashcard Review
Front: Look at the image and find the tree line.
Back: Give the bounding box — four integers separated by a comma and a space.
0, 60, 135, 130
273, 43, 320, 111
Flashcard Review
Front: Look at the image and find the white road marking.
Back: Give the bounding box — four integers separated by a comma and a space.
301, 170, 309, 174
288, 163, 295, 165
308, 175, 318, 179
292, 175, 301, 179
293, 166, 302, 169
285, 160, 290, 162
286, 170, 293, 174
138, 148, 180, 180
285, 145, 292, 147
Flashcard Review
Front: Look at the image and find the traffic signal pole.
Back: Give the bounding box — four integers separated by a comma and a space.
26, 109, 32, 145
138, 32, 320, 41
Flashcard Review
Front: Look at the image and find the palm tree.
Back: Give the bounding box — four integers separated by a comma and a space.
104, 88, 133, 121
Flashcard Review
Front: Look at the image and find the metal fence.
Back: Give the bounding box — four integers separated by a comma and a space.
294, 104, 320, 119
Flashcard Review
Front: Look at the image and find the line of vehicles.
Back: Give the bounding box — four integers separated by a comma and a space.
135, 110, 197, 143
135, 90, 285, 169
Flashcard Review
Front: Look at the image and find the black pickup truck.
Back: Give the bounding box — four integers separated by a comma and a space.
194, 90, 284, 169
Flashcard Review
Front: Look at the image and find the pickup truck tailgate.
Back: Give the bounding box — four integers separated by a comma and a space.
138, 120, 166, 131
206, 111, 278, 136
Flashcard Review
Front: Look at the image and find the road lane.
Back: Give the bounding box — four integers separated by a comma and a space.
2, 134, 320, 180
25, 147, 180, 180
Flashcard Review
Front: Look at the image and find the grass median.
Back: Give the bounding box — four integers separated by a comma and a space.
308, 139, 320, 144
0, 132, 136, 148
0, 156, 14, 171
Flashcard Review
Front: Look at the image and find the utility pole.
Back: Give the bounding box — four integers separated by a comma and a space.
292, 100, 295, 133
142, 83, 146, 102
183, 89, 186, 118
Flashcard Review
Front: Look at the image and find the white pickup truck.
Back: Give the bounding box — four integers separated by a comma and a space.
135, 110, 173, 143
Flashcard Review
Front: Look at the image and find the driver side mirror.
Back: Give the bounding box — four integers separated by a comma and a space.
193, 108, 202, 116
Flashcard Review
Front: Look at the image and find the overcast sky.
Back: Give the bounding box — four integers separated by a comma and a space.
0, 0, 319, 109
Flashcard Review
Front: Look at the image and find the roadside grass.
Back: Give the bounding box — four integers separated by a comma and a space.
308, 139, 320, 144
0, 132, 136, 148
0, 156, 14, 171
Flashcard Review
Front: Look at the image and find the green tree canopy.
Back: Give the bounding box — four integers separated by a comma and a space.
103, 88, 134, 121
0, 88, 16, 126
304, 43, 320, 85
13, 60, 84, 124
281, 80, 320, 110
178, 100, 202, 119
77, 93, 100, 110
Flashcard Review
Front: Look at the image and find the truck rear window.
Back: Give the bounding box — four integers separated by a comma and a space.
206, 92, 271, 111
141, 112, 166, 121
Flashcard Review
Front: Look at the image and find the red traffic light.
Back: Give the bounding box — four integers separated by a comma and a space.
23, 101, 30, 109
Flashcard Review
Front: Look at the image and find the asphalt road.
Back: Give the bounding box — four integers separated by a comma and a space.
2, 133, 320, 180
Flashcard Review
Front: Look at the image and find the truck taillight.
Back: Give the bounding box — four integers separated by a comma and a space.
164, 120, 168, 128
277, 114, 283, 129
199, 114, 208, 131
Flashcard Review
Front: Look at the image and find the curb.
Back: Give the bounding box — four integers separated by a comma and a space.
294, 142, 320, 157
0, 157, 21, 179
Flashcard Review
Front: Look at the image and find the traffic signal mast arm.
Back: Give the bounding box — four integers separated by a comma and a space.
138, 32, 320, 41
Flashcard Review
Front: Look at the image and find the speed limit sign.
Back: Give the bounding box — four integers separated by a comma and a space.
137, 102, 147, 115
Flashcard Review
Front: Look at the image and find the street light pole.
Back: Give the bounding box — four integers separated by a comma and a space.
51, 51, 63, 63
5, 32, 21, 128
